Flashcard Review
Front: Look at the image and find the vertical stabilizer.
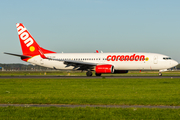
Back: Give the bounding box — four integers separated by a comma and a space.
16, 23, 55, 57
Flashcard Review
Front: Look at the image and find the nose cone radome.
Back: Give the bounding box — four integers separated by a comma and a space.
172, 60, 178, 67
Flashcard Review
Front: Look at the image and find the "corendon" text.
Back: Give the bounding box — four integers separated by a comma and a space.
107, 54, 145, 61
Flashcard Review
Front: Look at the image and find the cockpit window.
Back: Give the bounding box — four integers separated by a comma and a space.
163, 57, 171, 60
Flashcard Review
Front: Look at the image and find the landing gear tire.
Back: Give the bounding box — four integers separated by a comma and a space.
86, 71, 92, 76
158, 72, 162, 76
95, 73, 101, 76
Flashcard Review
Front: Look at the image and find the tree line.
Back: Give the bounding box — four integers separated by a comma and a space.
0, 63, 54, 71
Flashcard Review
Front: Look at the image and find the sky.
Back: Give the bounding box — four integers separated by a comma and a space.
0, 0, 180, 63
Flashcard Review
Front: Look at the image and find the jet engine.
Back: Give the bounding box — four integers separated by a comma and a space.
95, 64, 114, 74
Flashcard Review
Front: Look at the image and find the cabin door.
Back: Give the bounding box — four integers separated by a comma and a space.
154, 56, 158, 64
40, 59, 44, 65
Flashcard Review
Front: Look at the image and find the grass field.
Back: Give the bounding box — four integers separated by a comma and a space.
1, 76, 180, 119
0, 78, 180, 105
0, 70, 180, 76
1, 106, 180, 120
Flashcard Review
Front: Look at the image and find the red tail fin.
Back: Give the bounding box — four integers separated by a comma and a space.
16, 23, 55, 57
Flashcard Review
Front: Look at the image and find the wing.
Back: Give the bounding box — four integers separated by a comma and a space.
38, 49, 97, 70
48, 58, 97, 70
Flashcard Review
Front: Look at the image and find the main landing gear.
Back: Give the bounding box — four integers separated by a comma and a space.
86, 71, 92, 76
95, 73, 101, 76
86, 70, 102, 77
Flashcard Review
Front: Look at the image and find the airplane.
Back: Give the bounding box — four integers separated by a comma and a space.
4, 23, 178, 76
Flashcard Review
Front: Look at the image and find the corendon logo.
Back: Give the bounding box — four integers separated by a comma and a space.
16, 23, 34, 47
107, 54, 146, 61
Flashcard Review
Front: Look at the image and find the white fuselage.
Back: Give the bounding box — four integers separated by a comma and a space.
27, 52, 178, 71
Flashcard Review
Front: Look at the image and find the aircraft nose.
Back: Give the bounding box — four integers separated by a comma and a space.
172, 60, 178, 67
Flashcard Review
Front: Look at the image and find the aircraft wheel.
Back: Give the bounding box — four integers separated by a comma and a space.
86, 71, 92, 76
95, 73, 101, 76
158, 72, 162, 76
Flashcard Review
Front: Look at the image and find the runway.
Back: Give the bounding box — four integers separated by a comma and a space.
0, 104, 180, 109
1, 76, 180, 79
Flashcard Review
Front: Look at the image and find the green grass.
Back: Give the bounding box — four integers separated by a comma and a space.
0, 78, 180, 105
1, 78, 180, 119
0, 106, 180, 120
0, 70, 180, 76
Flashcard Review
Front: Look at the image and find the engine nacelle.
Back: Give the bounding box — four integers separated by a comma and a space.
95, 64, 114, 74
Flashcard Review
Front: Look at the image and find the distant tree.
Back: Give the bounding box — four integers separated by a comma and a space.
0, 63, 54, 71
176, 64, 180, 69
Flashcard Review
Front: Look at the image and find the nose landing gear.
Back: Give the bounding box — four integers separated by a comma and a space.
158, 72, 162, 76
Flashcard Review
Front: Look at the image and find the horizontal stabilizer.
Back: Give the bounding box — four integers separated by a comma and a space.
4, 52, 32, 58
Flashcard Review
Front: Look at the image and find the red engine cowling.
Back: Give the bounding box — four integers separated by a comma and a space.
95, 64, 114, 74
